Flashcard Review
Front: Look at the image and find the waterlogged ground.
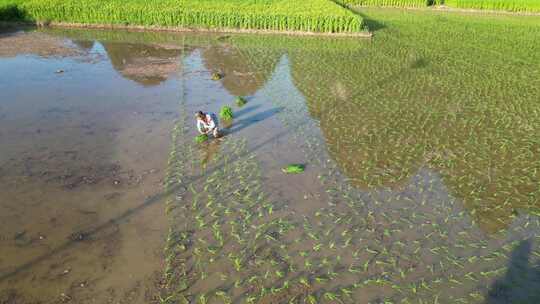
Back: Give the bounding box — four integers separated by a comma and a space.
0, 27, 184, 303
2, 7, 540, 304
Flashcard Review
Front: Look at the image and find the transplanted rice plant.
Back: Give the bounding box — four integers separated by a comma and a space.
445, 0, 540, 12
0, 0, 366, 33
235, 96, 247, 107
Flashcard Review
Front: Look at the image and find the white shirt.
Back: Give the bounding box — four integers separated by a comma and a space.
197, 113, 217, 133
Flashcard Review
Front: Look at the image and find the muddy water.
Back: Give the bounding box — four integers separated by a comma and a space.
0, 28, 183, 303
2, 9, 540, 304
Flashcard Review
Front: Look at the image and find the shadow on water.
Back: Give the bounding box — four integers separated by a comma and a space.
227, 107, 283, 135
230, 104, 261, 119
0, 26, 26, 36
486, 239, 540, 304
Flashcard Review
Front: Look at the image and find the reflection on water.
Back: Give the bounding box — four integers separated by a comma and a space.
288, 10, 540, 234
1, 10, 540, 303
103, 42, 183, 87
201, 44, 279, 97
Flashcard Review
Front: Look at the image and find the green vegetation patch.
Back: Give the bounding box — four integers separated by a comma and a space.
0, 0, 365, 33
235, 96, 247, 107
282, 164, 305, 174
336, 0, 435, 7
444, 0, 540, 12
210, 72, 222, 80
219, 105, 233, 120
0, 0, 25, 20
194, 134, 209, 143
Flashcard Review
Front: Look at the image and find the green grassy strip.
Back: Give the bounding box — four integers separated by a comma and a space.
334, 0, 438, 7
0, 0, 365, 33
335, 0, 540, 11
444, 0, 540, 12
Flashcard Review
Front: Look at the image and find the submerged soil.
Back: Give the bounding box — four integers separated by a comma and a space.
0, 30, 84, 58
0, 28, 182, 304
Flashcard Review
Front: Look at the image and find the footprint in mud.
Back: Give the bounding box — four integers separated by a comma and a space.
69, 231, 91, 242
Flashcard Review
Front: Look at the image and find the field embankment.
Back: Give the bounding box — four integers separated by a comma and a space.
335, 0, 540, 12
0, 0, 367, 35
335, 0, 441, 7
443, 0, 540, 13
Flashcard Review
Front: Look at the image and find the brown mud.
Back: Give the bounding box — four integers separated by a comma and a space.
0, 28, 182, 304
0, 30, 85, 58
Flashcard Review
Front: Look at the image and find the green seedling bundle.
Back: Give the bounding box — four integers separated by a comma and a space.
219, 106, 234, 121
211, 72, 223, 81
195, 134, 208, 143
282, 164, 305, 174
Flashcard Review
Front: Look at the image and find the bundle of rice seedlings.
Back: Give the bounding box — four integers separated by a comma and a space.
195, 134, 209, 143
282, 164, 305, 174
220, 106, 234, 120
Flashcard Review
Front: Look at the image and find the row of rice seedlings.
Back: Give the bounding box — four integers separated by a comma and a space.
165, 130, 312, 302
162, 99, 197, 304
0, 0, 365, 33
236, 36, 540, 302
158, 9, 540, 301
444, 0, 540, 12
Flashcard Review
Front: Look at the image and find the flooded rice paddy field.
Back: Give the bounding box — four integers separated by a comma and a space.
2, 7, 540, 304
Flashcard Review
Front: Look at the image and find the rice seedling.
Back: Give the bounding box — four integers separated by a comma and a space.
282, 164, 305, 174
235, 96, 247, 107
219, 106, 233, 121
211, 72, 223, 81
195, 134, 209, 143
